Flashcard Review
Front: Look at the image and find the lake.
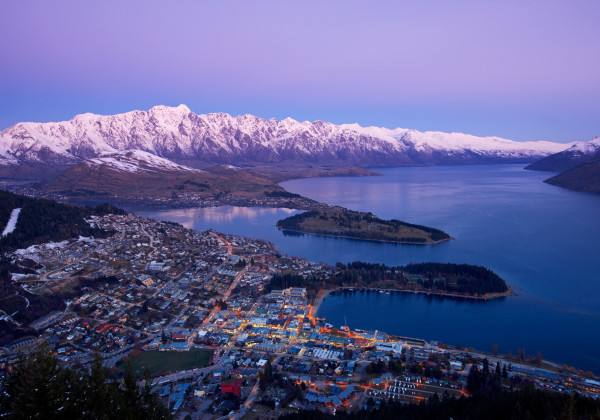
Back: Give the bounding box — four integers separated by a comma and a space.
136, 165, 600, 373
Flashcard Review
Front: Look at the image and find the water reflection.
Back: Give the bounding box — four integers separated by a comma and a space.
136, 205, 301, 240
149, 206, 296, 228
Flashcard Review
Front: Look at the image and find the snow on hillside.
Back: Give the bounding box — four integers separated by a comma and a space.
1, 208, 21, 237
565, 136, 600, 155
85, 150, 202, 173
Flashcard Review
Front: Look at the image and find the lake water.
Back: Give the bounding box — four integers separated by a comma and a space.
135, 165, 600, 373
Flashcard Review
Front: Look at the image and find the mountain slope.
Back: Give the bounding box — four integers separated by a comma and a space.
544, 156, 600, 192
526, 136, 600, 172
0, 105, 570, 174
38, 150, 286, 200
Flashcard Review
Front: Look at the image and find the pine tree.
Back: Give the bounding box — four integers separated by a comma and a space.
0, 344, 72, 418
83, 352, 112, 418
482, 358, 490, 375
121, 362, 140, 418
0, 345, 171, 419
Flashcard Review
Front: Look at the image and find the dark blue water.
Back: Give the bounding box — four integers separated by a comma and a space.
136, 165, 600, 373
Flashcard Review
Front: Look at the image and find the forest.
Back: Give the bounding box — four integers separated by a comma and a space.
334, 261, 509, 296
266, 261, 509, 301
0, 189, 125, 253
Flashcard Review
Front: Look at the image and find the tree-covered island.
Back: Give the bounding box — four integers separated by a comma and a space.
276, 208, 451, 244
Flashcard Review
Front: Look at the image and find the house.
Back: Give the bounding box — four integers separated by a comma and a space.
221, 379, 242, 397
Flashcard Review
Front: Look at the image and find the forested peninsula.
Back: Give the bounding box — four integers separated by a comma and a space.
276, 208, 451, 244
266, 261, 511, 302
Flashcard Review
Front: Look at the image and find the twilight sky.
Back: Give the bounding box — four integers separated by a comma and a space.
1, 1, 598, 142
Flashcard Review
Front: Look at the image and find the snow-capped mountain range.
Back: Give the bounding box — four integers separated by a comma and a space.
0, 104, 572, 170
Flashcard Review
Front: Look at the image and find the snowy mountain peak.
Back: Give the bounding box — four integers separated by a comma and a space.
567, 136, 600, 154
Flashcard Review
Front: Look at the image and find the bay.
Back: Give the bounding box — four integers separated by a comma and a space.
136, 164, 600, 373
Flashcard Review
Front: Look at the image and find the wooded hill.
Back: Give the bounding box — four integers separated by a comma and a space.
0, 189, 124, 253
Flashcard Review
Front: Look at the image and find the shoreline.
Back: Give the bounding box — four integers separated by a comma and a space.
311, 289, 334, 317
278, 228, 453, 245
312, 286, 515, 317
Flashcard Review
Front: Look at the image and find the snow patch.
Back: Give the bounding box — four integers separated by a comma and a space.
1, 208, 21, 237
13, 239, 70, 263
86, 150, 203, 174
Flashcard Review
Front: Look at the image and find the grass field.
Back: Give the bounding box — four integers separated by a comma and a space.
125, 349, 212, 378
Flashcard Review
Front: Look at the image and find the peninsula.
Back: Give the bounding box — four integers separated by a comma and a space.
276, 208, 451, 244
267, 261, 511, 304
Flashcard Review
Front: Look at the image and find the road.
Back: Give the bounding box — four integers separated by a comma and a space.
200, 233, 250, 329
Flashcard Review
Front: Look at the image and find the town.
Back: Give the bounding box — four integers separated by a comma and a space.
1, 213, 599, 419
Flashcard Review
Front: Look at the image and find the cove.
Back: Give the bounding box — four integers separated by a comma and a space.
136, 164, 600, 373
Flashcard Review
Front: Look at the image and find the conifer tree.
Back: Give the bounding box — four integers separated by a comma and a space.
0, 345, 170, 419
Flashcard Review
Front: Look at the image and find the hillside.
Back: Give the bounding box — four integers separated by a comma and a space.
38, 150, 287, 202
544, 156, 600, 192
525, 136, 600, 192
526, 136, 600, 172
0, 190, 123, 253
0, 191, 123, 344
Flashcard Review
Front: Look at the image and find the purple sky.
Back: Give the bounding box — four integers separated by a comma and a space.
1, 1, 598, 142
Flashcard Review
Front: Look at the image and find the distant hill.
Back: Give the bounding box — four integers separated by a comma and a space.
544, 156, 600, 192
526, 136, 600, 172
38, 149, 286, 202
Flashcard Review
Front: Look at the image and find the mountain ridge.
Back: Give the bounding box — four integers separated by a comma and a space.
0, 105, 572, 172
